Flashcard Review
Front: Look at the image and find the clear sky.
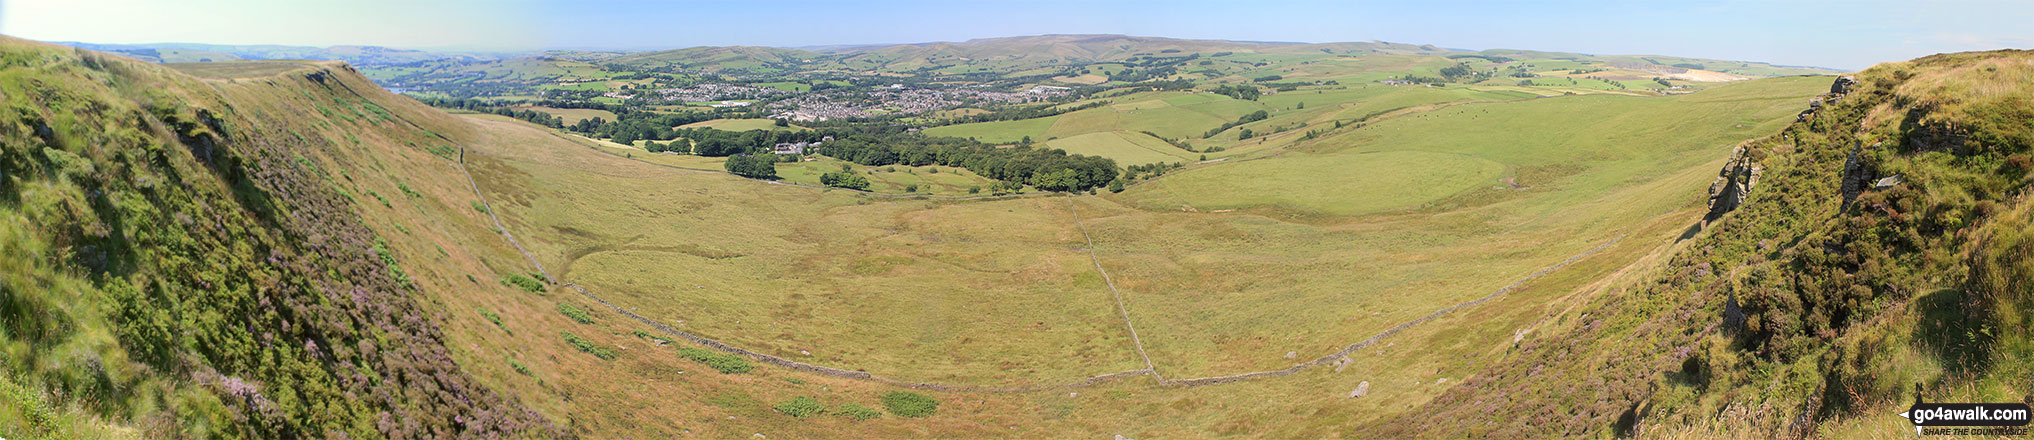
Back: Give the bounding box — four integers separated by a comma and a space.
3, 0, 2030, 70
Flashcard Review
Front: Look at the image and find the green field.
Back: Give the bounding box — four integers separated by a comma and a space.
1123, 76, 1828, 217
775, 156, 1000, 194
1135, 150, 1505, 215
1040, 131, 1198, 166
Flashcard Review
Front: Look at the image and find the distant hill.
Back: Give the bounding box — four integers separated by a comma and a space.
604, 45, 824, 71
598, 34, 1840, 77
52, 35, 1841, 80
52, 41, 517, 64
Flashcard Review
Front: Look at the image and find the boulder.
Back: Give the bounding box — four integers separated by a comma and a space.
1348, 381, 1370, 398
1830, 76, 1858, 95
1873, 174, 1903, 190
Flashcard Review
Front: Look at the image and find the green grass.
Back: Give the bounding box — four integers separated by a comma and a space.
407, 41, 1871, 437
465, 74, 1827, 392
879, 391, 938, 418
774, 396, 826, 418
679, 347, 756, 374
922, 115, 1058, 143
502, 272, 546, 293
755, 81, 811, 92
1041, 131, 1197, 166
1128, 150, 1505, 215
833, 403, 883, 421
773, 156, 999, 194
523, 105, 615, 125
557, 303, 596, 324
563, 332, 619, 360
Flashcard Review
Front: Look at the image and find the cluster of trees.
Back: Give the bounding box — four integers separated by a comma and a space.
1124, 53, 1199, 67
1140, 131, 1196, 151
643, 138, 690, 153
568, 111, 721, 145
1446, 54, 1514, 63
1205, 110, 1270, 138
1210, 84, 1261, 101
819, 171, 870, 190
672, 127, 827, 156
1437, 63, 1491, 83
1106, 65, 1179, 83
815, 128, 1118, 192
1122, 161, 1185, 181
723, 154, 779, 179
414, 97, 566, 128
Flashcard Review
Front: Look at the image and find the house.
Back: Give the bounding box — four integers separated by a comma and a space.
772, 142, 808, 155
1026, 85, 1073, 94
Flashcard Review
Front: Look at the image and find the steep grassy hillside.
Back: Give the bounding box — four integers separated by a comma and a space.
0, 37, 556, 438
1377, 50, 2033, 438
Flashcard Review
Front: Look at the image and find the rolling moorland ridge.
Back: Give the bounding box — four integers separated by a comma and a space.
0, 32, 2028, 438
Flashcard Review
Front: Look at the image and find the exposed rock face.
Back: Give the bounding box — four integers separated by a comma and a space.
1797, 76, 1857, 121
1840, 142, 1880, 206
1707, 146, 1762, 220
1723, 291, 1747, 332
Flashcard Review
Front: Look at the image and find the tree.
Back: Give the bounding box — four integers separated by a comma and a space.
774, 118, 790, 127
1028, 168, 1083, 192
1108, 179, 1125, 193
819, 171, 870, 190
724, 154, 778, 180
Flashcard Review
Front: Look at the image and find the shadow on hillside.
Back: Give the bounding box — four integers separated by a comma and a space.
1675, 222, 1703, 243
1912, 288, 1993, 376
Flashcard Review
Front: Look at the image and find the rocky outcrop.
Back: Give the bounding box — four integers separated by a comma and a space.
1796, 76, 1857, 122
1723, 291, 1747, 332
1719, 76, 1862, 216
1840, 142, 1880, 205
1829, 75, 1857, 95
1707, 146, 1763, 220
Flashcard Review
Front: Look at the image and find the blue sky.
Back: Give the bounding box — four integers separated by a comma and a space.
3, 0, 2030, 70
